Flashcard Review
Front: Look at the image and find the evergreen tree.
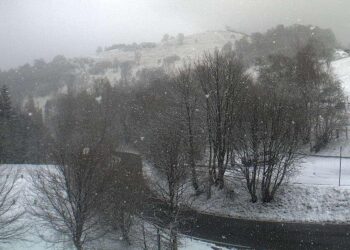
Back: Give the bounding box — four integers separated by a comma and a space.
0, 85, 12, 119
22, 96, 48, 163
0, 85, 12, 163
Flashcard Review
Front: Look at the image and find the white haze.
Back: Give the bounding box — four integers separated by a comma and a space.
1, 0, 350, 69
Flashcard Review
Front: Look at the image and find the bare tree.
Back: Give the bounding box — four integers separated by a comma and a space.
295, 42, 346, 151
120, 61, 134, 86
173, 64, 205, 195
30, 90, 117, 250
30, 150, 112, 249
194, 50, 250, 194
147, 101, 189, 250
259, 85, 302, 202
0, 167, 26, 243
234, 85, 261, 203
176, 33, 185, 45
134, 51, 142, 65
101, 152, 145, 245
161, 34, 170, 43
163, 55, 181, 71
235, 80, 303, 202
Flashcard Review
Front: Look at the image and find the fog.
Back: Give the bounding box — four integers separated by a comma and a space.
1, 0, 350, 70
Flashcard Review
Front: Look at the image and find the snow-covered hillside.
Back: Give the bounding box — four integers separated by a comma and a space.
332, 56, 350, 96
97, 30, 244, 68
31, 30, 246, 109
88, 30, 244, 84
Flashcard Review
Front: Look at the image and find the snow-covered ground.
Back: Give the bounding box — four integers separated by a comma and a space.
143, 161, 350, 224
295, 51, 350, 186
295, 155, 350, 186
0, 164, 233, 250
180, 236, 237, 250
191, 183, 350, 224
333, 50, 349, 61
332, 56, 350, 96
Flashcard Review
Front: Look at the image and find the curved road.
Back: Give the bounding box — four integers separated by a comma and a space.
144, 199, 350, 250
125, 152, 350, 250
182, 210, 350, 249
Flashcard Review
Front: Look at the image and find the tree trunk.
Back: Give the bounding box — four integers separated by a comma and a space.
188, 121, 199, 194
74, 241, 83, 250
216, 166, 225, 190
169, 223, 178, 250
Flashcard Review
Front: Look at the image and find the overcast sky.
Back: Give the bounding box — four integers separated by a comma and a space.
1, 0, 350, 70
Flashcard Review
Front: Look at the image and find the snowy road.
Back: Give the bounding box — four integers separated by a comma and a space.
182, 210, 350, 250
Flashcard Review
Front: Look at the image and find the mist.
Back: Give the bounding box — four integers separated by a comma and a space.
1, 0, 350, 70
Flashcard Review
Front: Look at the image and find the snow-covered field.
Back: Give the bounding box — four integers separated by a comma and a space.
0, 164, 233, 250
295, 155, 350, 186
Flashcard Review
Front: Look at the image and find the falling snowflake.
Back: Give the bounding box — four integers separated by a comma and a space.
83, 147, 90, 155
95, 96, 102, 103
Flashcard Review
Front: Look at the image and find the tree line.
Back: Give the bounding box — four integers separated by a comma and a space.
0, 85, 49, 164
130, 41, 344, 203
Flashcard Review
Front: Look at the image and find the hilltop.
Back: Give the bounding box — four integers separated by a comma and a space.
89, 30, 245, 83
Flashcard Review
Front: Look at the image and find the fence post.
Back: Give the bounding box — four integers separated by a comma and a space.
346, 127, 348, 140
339, 146, 342, 186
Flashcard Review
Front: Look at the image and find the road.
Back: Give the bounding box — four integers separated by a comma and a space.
128, 152, 350, 249
144, 198, 350, 250
183, 211, 350, 250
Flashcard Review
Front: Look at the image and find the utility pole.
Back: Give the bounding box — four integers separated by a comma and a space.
339, 146, 342, 186
157, 228, 161, 250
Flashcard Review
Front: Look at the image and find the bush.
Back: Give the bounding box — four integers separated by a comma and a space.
177, 33, 185, 45
163, 55, 181, 67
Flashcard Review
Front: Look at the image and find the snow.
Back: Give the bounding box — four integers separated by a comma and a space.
294, 155, 350, 186
333, 50, 349, 60
99, 30, 243, 68
191, 183, 350, 224
293, 52, 350, 186
95, 95, 102, 103
332, 56, 350, 96
144, 159, 350, 224
0, 164, 231, 250
93, 30, 244, 85
180, 236, 236, 250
